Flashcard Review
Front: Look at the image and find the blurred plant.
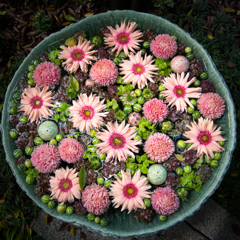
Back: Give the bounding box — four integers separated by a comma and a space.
152, 0, 174, 13
33, 11, 53, 33
9, 55, 26, 79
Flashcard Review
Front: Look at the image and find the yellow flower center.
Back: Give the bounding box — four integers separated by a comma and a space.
84, 110, 91, 116
63, 182, 69, 188
136, 67, 142, 72
127, 188, 134, 195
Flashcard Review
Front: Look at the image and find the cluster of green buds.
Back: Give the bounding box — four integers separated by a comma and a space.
53, 102, 70, 123
48, 48, 63, 66
161, 120, 174, 133
155, 58, 172, 77
83, 144, 103, 170
87, 213, 108, 226
90, 35, 103, 46
10, 92, 21, 114
187, 99, 200, 120
106, 99, 119, 111
136, 117, 157, 140
27, 60, 40, 87
114, 51, 127, 65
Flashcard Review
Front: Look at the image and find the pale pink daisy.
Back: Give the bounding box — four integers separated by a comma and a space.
162, 72, 202, 112
119, 51, 159, 89
110, 170, 151, 213
19, 86, 56, 123
49, 167, 81, 203
58, 36, 97, 73
69, 93, 108, 133
95, 121, 141, 162
183, 117, 225, 159
104, 21, 143, 56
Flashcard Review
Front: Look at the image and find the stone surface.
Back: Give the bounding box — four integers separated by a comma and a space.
38, 121, 58, 141
147, 164, 167, 185
31, 198, 240, 240
186, 198, 240, 240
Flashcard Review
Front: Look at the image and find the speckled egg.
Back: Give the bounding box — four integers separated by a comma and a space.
147, 164, 167, 185
128, 112, 142, 126
170, 55, 190, 73
38, 121, 58, 141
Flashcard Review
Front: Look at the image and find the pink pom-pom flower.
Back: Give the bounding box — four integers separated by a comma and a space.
151, 187, 180, 215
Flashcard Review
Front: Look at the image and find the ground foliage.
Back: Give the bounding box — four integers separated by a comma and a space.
0, 0, 240, 238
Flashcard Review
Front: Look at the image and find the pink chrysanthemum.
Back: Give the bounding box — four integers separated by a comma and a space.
144, 133, 175, 163
162, 72, 201, 112
183, 117, 225, 159
151, 187, 180, 215
110, 170, 151, 213
49, 167, 81, 203
96, 121, 141, 162
19, 86, 56, 123
58, 36, 97, 73
69, 93, 108, 133
197, 93, 225, 119
104, 21, 143, 56
90, 59, 118, 86
31, 144, 60, 173
58, 138, 84, 163
33, 61, 61, 87
119, 51, 159, 89
150, 34, 177, 59
82, 184, 110, 215
142, 98, 168, 123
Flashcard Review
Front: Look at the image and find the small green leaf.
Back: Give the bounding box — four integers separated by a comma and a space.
0, 11, 6, 16
65, 15, 76, 22
79, 167, 87, 191
70, 75, 79, 91
175, 154, 185, 161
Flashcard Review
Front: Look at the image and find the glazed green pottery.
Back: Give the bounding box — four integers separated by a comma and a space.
1, 10, 236, 238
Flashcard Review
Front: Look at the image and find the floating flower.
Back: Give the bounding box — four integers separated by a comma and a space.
119, 51, 158, 89
151, 187, 180, 215
90, 59, 118, 86
82, 184, 110, 215
110, 170, 151, 213
58, 138, 84, 163
104, 21, 143, 56
58, 36, 97, 73
197, 93, 225, 119
19, 86, 56, 123
183, 117, 225, 159
144, 133, 175, 163
162, 72, 201, 112
33, 61, 61, 87
49, 167, 81, 203
150, 34, 177, 59
95, 121, 141, 162
69, 93, 108, 133
143, 98, 168, 123
31, 144, 60, 173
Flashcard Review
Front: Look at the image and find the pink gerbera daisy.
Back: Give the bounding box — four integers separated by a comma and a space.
142, 98, 168, 123
151, 187, 180, 215
144, 133, 175, 163
69, 93, 108, 133
19, 86, 56, 123
31, 144, 60, 173
183, 117, 225, 159
33, 61, 61, 87
49, 167, 81, 203
110, 170, 151, 213
162, 72, 202, 112
95, 121, 141, 162
150, 34, 177, 59
104, 21, 143, 56
197, 93, 225, 119
82, 184, 110, 215
58, 36, 97, 73
90, 59, 118, 86
119, 51, 158, 89
58, 138, 84, 163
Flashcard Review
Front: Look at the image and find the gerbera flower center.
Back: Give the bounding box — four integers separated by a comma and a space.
109, 133, 126, 149
132, 63, 145, 75
71, 49, 85, 61
59, 178, 73, 192
123, 183, 138, 199
117, 33, 129, 44
173, 85, 186, 98
197, 131, 212, 145
30, 96, 43, 109
80, 106, 94, 120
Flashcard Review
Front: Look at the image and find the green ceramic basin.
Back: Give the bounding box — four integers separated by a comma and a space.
1, 10, 236, 238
